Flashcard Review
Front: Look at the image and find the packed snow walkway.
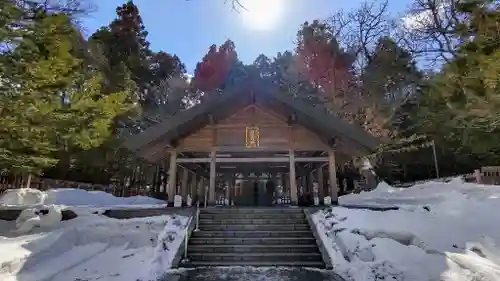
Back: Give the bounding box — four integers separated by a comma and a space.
165, 267, 345, 281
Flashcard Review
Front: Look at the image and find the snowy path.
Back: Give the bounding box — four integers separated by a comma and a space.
165, 267, 345, 281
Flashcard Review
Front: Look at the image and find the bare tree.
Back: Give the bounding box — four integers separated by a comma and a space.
12, 0, 95, 28
326, 0, 393, 71
12, 0, 93, 15
397, 0, 461, 67
224, 0, 246, 11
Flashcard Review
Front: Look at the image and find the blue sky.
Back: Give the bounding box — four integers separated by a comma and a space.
82, 0, 412, 73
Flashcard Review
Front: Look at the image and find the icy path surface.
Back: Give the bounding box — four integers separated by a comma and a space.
312, 178, 500, 281
0, 213, 189, 281
166, 267, 345, 281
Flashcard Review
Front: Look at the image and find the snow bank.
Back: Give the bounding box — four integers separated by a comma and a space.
15, 205, 63, 233
0, 189, 47, 206
312, 178, 500, 281
339, 177, 498, 209
0, 188, 166, 208
148, 216, 190, 279
0, 214, 189, 281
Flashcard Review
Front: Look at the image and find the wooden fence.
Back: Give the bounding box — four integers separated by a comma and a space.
0, 176, 153, 197
389, 167, 500, 188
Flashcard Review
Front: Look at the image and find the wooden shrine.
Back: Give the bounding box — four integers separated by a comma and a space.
124, 89, 380, 206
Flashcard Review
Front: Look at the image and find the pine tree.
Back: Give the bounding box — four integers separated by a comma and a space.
418, 1, 500, 153
0, 12, 131, 180
361, 36, 422, 133
89, 0, 150, 94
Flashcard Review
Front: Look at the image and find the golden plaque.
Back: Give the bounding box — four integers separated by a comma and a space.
245, 126, 259, 148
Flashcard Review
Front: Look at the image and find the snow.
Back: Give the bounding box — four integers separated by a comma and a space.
312, 178, 500, 281
0, 188, 166, 209
0, 214, 189, 281
15, 205, 63, 233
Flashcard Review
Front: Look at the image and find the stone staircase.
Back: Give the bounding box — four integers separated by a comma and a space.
181, 207, 325, 268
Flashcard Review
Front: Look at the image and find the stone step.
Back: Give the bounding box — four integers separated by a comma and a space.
199, 213, 305, 220
201, 208, 303, 214
188, 244, 319, 254
180, 260, 325, 268
200, 224, 310, 231
191, 230, 313, 238
188, 252, 323, 262
188, 237, 317, 245
198, 218, 307, 225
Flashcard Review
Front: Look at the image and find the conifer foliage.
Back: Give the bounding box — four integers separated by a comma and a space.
192, 40, 238, 92
0, 2, 131, 180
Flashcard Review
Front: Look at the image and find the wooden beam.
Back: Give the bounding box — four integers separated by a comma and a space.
176, 163, 209, 180
214, 124, 289, 129
178, 152, 209, 178
213, 146, 290, 152
177, 157, 329, 163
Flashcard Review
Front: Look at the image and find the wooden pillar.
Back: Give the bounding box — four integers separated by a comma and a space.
181, 167, 189, 200
228, 177, 234, 205
317, 165, 324, 202
209, 150, 216, 205
159, 160, 167, 194
198, 177, 204, 205
277, 172, 283, 196
189, 174, 196, 198
328, 150, 338, 204
282, 173, 289, 195
289, 149, 298, 204
167, 150, 177, 205
308, 171, 314, 193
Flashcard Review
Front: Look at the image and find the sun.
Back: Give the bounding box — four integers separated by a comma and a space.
240, 0, 284, 31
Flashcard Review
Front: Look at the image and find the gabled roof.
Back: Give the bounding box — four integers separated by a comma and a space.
124, 88, 381, 156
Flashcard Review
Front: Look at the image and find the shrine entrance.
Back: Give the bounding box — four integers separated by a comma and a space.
232, 174, 278, 206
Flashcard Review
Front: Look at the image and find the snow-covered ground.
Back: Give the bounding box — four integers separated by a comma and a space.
0, 188, 167, 209
0, 188, 188, 281
313, 178, 500, 281
0, 213, 189, 281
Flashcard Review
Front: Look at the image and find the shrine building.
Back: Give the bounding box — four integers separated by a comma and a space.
123, 88, 380, 207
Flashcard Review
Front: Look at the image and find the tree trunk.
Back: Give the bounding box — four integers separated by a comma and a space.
25, 173, 32, 189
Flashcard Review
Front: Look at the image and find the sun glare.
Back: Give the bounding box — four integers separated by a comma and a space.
240, 0, 284, 31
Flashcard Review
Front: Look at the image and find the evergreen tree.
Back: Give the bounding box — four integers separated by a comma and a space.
89, 1, 149, 94
361, 36, 422, 134
420, 1, 500, 153
0, 12, 131, 182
